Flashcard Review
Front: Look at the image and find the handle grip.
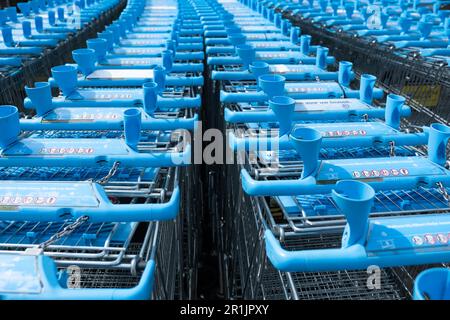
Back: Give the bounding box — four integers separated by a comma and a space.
228, 130, 428, 151
240, 165, 450, 196
265, 212, 450, 272
0, 182, 180, 222
0, 139, 191, 168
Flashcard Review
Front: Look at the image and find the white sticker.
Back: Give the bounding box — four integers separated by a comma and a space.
40, 147, 95, 154
0, 196, 57, 206
352, 171, 361, 178
437, 234, 448, 244
412, 236, 424, 246
424, 234, 435, 245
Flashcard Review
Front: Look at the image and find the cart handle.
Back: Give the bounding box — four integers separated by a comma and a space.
0, 182, 180, 222
0, 253, 155, 300
265, 180, 450, 272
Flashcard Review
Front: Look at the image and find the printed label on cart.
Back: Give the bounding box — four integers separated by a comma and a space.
325, 130, 367, 137
242, 26, 278, 32
245, 34, 267, 40
300, 122, 397, 137
87, 69, 155, 80
131, 33, 172, 39
148, 13, 177, 16
257, 52, 290, 59
366, 215, 450, 253
44, 108, 149, 122
0, 182, 100, 207
295, 99, 370, 111
316, 157, 446, 182
103, 58, 160, 66
270, 64, 318, 74
289, 86, 329, 93
3, 139, 130, 156
136, 20, 170, 24
67, 89, 141, 101
351, 168, 409, 178
113, 47, 161, 55
133, 27, 171, 32
120, 39, 165, 46
252, 43, 279, 48
0, 255, 42, 294
149, 5, 177, 9
238, 22, 271, 26
257, 42, 294, 49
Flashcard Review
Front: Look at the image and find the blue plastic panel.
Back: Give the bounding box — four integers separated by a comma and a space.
291, 187, 449, 218
294, 98, 371, 111
269, 64, 324, 75
43, 108, 151, 122
0, 166, 158, 183
0, 254, 42, 294
0, 220, 132, 247
300, 122, 398, 137
317, 157, 446, 182
248, 41, 298, 50
0, 181, 99, 207
65, 88, 141, 101
3, 139, 130, 156
132, 27, 172, 32
113, 47, 164, 55
127, 33, 178, 38
102, 57, 161, 66
237, 33, 287, 41
240, 26, 279, 32
85, 69, 155, 80
256, 51, 309, 60
366, 214, 450, 253
119, 39, 166, 46
287, 83, 344, 98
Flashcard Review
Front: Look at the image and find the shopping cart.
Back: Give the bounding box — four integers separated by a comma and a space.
0, 164, 182, 299
6, 0, 201, 298
0, 90, 184, 299
224, 161, 450, 299
205, 0, 450, 301
221, 113, 450, 300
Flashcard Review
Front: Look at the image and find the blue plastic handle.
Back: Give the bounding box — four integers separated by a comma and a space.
0, 180, 181, 222
0, 253, 155, 300
240, 123, 450, 196
263, 182, 450, 272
